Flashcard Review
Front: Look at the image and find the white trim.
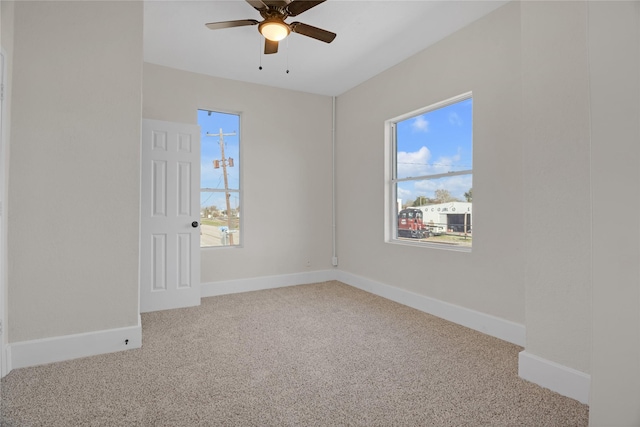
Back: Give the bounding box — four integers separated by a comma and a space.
385, 92, 473, 248
8, 316, 142, 371
518, 351, 590, 405
336, 270, 526, 346
389, 91, 474, 124
0, 49, 7, 378
198, 108, 244, 249
201, 270, 337, 297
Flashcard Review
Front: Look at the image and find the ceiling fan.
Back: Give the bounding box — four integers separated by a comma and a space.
205, 0, 336, 55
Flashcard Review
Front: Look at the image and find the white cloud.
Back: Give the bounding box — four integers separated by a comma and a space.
397, 186, 413, 201
411, 115, 429, 132
431, 147, 462, 173
449, 112, 462, 126
414, 174, 472, 200
397, 146, 465, 179
397, 146, 431, 178
397, 150, 472, 204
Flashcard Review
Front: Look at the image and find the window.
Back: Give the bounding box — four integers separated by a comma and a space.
386, 93, 472, 249
198, 110, 241, 247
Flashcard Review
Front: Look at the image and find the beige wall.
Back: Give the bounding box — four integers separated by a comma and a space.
335, 2, 524, 324
521, 0, 592, 374
588, 2, 640, 424
7, 1, 143, 341
1, 1, 16, 353
522, 4, 640, 420
143, 63, 334, 283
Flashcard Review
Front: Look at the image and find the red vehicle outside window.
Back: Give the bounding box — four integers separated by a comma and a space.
398, 208, 428, 239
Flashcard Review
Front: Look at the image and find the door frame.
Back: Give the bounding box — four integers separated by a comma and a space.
1, 49, 8, 377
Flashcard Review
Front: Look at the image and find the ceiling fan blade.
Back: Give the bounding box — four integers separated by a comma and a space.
245, 0, 267, 11
287, 0, 326, 17
205, 19, 259, 30
264, 39, 279, 54
290, 22, 336, 43
262, 0, 290, 7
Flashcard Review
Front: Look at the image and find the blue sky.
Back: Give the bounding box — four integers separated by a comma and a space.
198, 110, 240, 213
396, 98, 472, 205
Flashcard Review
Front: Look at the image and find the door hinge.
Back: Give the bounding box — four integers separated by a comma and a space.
0, 83, 4, 101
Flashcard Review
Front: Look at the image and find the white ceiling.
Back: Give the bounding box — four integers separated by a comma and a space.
144, 0, 508, 96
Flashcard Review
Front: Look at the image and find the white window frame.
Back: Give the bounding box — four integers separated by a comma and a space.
199, 109, 244, 249
384, 92, 473, 252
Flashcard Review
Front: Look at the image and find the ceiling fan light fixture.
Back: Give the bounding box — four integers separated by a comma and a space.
259, 19, 290, 41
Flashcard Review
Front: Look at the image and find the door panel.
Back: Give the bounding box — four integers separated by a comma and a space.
152, 234, 167, 291
152, 160, 167, 216
177, 233, 191, 288
177, 162, 191, 216
141, 119, 200, 313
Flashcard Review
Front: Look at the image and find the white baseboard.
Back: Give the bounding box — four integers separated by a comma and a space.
8, 316, 142, 371
8, 274, 588, 406
3, 272, 589, 406
200, 269, 337, 298
518, 351, 590, 405
336, 270, 526, 347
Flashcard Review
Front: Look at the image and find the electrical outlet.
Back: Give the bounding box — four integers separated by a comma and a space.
332, 257, 338, 266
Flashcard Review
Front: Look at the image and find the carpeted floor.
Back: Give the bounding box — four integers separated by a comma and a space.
1, 281, 588, 426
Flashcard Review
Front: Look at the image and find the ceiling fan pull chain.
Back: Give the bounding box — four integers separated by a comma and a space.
258, 33, 263, 70
286, 37, 290, 74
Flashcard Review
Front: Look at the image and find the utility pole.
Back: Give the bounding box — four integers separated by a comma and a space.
206, 128, 236, 246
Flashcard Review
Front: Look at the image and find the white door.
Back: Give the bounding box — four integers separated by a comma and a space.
140, 119, 201, 313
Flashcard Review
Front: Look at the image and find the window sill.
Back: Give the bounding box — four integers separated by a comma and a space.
386, 238, 472, 253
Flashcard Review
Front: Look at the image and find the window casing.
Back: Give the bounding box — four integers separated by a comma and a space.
386, 93, 473, 250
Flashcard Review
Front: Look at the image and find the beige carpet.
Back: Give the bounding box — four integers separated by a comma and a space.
1, 281, 588, 426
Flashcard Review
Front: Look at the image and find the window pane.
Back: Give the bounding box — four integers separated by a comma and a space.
397, 174, 472, 207
389, 94, 472, 248
396, 98, 472, 180
396, 175, 472, 247
198, 110, 241, 247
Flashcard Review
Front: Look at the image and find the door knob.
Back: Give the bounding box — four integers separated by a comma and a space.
192, 221, 199, 228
